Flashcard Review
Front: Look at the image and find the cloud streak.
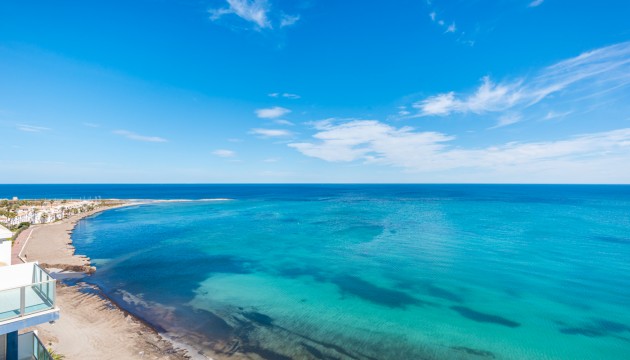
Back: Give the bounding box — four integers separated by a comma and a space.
17, 124, 50, 132
251, 128, 292, 137
212, 149, 237, 157
255, 106, 291, 119
414, 42, 630, 117
268, 92, 300, 99
289, 119, 630, 180
113, 130, 167, 142
209, 0, 299, 30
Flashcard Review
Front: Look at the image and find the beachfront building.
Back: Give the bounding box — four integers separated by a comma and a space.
0, 201, 98, 227
0, 225, 58, 360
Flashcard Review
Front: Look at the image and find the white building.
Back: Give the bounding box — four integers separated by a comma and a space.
0, 225, 58, 360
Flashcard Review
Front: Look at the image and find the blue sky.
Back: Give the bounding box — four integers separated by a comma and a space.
1, 0, 629, 183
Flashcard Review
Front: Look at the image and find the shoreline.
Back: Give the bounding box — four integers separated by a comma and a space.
17, 201, 199, 360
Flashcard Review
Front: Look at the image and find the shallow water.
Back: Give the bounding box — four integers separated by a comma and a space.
67, 185, 630, 359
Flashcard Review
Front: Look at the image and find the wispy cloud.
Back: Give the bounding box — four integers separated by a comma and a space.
289, 119, 630, 180
273, 119, 294, 126
83, 122, 100, 128
212, 149, 237, 158
250, 128, 292, 137
490, 113, 522, 129
113, 130, 167, 142
414, 42, 630, 117
290, 120, 452, 162
544, 111, 572, 120
255, 106, 291, 119
17, 124, 50, 132
445, 22, 456, 33
280, 14, 300, 28
427, 7, 461, 40
210, 0, 271, 29
268, 92, 300, 99
529, 0, 544, 7
209, 0, 299, 30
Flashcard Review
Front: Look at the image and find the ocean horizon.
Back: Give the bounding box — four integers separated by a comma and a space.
5, 184, 629, 359
3, 184, 630, 359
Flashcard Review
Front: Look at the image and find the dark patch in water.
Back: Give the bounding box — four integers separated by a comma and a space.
334, 225, 384, 242
240, 345, 293, 360
425, 284, 463, 303
277, 265, 327, 282
176, 308, 234, 341
593, 235, 630, 245
332, 275, 422, 308
243, 311, 274, 327
203, 255, 256, 274
300, 342, 329, 359
560, 319, 630, 337
451, 346, 496, 358
450, 306, 520, 328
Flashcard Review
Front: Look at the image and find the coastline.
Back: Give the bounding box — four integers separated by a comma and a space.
17, 202, 195, 360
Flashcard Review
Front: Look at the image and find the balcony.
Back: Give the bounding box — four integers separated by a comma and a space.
0, 263, 59, 334
18, 331, 54, 360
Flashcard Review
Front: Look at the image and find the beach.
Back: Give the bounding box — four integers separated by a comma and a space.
15, 204, 192, 360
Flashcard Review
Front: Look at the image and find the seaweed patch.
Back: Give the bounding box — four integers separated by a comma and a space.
450, 306, 520, 328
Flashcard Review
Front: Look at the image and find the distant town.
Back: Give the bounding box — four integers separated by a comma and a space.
0, 198, 118, 229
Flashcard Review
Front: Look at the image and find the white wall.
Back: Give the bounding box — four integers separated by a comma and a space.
0, 262, 36, 290
0, 240, 11, 267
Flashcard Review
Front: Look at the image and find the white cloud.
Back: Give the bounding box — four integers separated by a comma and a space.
209, 0, 300, 30
274, 119, 294, 126
17, 124, 50, 132
210, 0, 271, 29
212, 149, 237, 158
289, 120, 452, 162
268, 92, 300, 99
289, 120, 630, 179
255, 106, 291, 119
445, 22, 456, 33
251, 128, 292, 137
529, 0, 544, 7
413, 92, 459, 116
263, 157, 280, 162
281, 93, 300, 99
429, 12, 436, 21
544, 111, 572, 120
414, 42, 630, 117
280, 14, 300, 27
490, 113, 522, 129
83, 122, 100, 128
113, 130, 167, 142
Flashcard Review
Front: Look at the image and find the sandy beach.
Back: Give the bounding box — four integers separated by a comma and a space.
16, 204, 192, 360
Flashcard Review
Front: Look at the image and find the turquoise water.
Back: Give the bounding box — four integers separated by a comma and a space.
70, 185, 630, 359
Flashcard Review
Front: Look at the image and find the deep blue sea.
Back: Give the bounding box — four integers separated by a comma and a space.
2, 185, 630, 359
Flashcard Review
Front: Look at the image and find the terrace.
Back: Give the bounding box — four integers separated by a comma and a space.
0, 262, 59, 334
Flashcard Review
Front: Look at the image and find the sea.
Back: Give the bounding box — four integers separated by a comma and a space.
1, 184, 630, 359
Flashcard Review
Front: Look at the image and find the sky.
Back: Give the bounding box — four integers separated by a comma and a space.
1, 0, 630, 183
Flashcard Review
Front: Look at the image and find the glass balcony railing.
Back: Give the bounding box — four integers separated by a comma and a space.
18, 331, 54, 360
0, 263, 56, 322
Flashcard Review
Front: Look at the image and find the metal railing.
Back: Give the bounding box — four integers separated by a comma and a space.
18, 331, 53, 360
0, 264, 56, 322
